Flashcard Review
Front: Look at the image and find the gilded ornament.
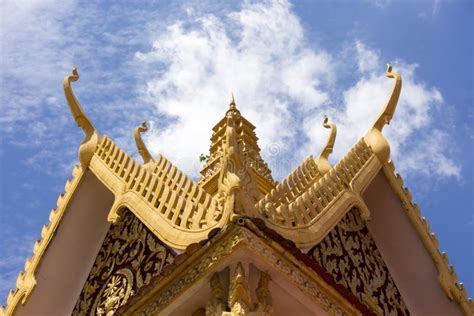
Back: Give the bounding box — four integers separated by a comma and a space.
309, 208, 409, 315
134, 121, 154, 169
364, 64, 402, 164
63, 67, 100, 169
316, 116, 337, 175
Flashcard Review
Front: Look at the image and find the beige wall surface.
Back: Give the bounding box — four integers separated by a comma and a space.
15, 171, 114, 316
364, 171, 462, 316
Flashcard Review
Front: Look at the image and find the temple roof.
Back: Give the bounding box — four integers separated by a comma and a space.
2, 65, 473, 316
115, 217, 376, 315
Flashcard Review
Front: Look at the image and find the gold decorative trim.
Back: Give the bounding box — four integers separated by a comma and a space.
383, 162, 473, 315
256, 155, 322, 216
122, 225, 361, 316
310, 208, 409, 315
259, 138, 379, 248
88, 136, 226, 249
1, 165, 85, 315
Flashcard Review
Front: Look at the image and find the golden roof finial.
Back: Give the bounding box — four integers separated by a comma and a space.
230, 92, 236, 109
364, 64, 402, 164
316, 115, 337, 175
373, 64, 402, 132
226, 93, 241, 118
63, 67, 100, 169
134, 121, 154, 165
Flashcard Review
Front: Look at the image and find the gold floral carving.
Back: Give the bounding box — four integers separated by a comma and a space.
96, 269, 134, 316
73, 210, 175, 315
126, 226, 359, 316
309, 208, 409, 316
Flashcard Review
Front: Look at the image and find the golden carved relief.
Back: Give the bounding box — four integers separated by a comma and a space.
95, 269, 133, 316
309, 208, 409, 315
133, 227, 357, 316
73, 210, 175, 315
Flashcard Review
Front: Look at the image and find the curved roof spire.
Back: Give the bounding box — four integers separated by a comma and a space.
134, 121, 154, 165
364, 64, 402, 164
226, 93, 241, 118
63, 67, 100, 169
373, 64, 402, 132
230, 92, 236, 109
316, 115, 337, 175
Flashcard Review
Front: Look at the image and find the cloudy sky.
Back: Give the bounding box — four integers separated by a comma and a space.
0, 0, 472, 304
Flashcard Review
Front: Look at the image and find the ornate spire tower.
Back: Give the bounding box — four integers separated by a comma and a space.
198, 95, 276, 197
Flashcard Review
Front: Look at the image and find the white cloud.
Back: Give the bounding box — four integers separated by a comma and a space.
0, 0, 459, 181
355, 41, 380, 73
136, 0, 334, 176
0, 0, 77, 123
136, 0, 458, 180
302, 43, 457, 179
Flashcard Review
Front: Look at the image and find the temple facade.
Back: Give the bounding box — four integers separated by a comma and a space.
1, 65, 472, 316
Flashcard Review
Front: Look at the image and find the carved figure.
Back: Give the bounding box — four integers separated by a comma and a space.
217, 96, 260, 219
256, 271, 273, 313
206, 273, 226, 316
228, 263, 252, 316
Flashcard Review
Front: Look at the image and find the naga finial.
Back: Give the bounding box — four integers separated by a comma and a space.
373, 64, 402, 131
316, 115, 337, 175
63, 67, 100, 169
134, 121, 154, 165
364, 64, 402, 164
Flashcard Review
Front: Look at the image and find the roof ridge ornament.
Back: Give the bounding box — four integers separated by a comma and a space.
316, 115, 337, 175
226, 92, 241, 118
134, 121, 154, 167
217, 114, 260, 219
364, 64, 402, 164
63, 67, 100, 169
230, 92, 236, 109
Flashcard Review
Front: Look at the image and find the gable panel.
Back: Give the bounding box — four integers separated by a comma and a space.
73, 209, 176, 315
308, 208, 409, 315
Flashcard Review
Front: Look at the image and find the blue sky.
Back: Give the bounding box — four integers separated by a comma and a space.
0, 0, 472, 304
